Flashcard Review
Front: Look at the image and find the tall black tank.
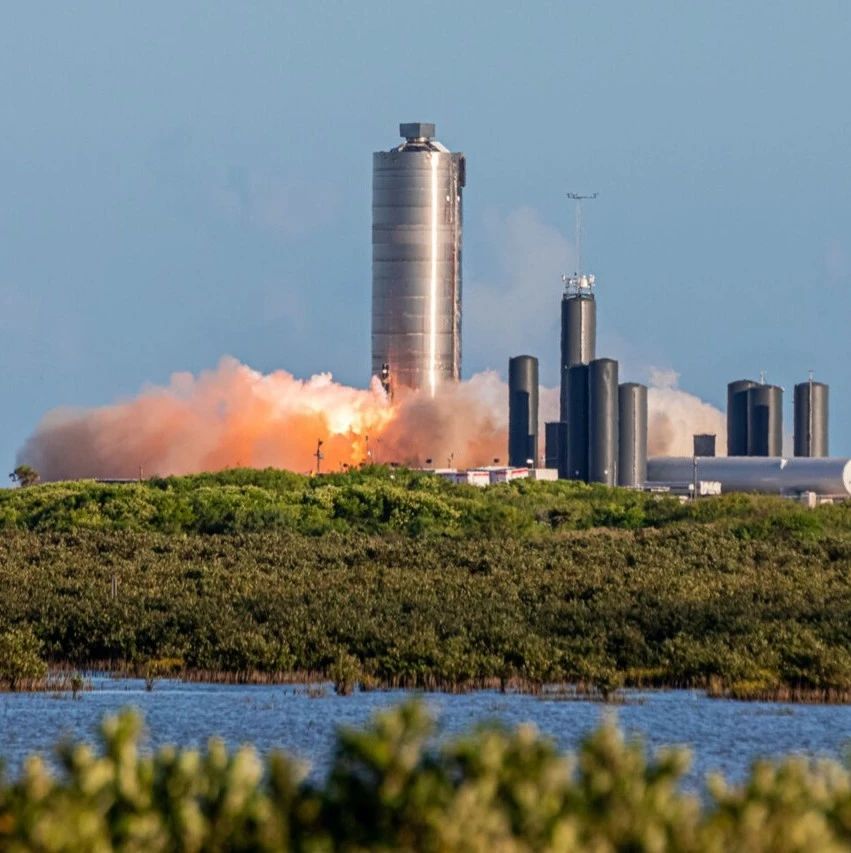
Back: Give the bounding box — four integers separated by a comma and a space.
794, 380, 829, 458
559, 293, 596, 421
747, 384, 783, 456
589, 358, 619, 485
727, 379, 758, 456
508, 355, 539, 467
566, 364, 590, 481
693, 434, 717, 457
545, 421, 568, 474
618, 383, 647, 487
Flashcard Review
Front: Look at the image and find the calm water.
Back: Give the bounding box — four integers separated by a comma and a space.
2, 680, 851, 790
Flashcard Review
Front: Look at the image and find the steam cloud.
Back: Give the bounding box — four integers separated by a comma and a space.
18, 358, 511, 481
18, 360, 725, 482
647, 368, 727, 456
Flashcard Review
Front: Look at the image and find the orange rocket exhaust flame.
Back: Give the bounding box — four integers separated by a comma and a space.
17, 358, 724, 482
17, 358, 510, 481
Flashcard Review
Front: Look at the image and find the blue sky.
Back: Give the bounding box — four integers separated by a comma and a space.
1, 1, 849, 470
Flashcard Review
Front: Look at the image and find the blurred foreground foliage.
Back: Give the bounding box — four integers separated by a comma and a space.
3, 702, 851, 851
1, 468, 851, 695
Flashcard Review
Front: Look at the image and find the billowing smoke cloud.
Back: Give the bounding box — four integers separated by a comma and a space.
17, 358, 512, 481
18, 354, 728, 481
647, 368, 727, 456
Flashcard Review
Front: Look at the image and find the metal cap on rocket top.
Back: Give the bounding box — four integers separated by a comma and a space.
400, 122, 436, 141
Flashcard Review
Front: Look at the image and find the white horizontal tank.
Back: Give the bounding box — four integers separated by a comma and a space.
646, 456, 851, 497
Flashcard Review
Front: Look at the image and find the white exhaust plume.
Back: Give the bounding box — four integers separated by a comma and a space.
647, 368, 727, 456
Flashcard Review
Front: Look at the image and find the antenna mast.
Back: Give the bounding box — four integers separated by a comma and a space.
566, 192, 598, 275
563, 191, 598, 296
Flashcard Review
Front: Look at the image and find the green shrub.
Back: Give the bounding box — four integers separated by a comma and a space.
661, 636, 770, 687
0, 626, 47, 690
777, 628, 851, 690
590, 500, 646, 529
329, 649, 361, 696
1, 466, 843, 539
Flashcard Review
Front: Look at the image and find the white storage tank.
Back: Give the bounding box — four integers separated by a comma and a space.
646, 456, 851, 497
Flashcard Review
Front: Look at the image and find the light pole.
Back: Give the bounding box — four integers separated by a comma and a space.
692, 455, 698, 501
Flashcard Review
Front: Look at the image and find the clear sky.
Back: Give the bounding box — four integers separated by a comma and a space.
1, 1, 849, 471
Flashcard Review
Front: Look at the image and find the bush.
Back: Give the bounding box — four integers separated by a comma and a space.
329, 650, 361, 695
1, 466, 844, 539
0, 626, 47, 690
777, 628, 851, 690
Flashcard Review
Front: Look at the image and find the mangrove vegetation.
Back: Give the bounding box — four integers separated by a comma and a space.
0, 468, 850, 697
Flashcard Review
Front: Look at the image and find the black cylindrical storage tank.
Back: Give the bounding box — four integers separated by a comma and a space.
746, 384, 783, 456
693, 434, 717, 457
727, 379, 757, 456
508, 355, 539, 467
589, 358, 619, 486
559, 294, 596, 421
566, 364, 590, 481
618, 383, 647, 487
545, 421, 568, 474
794, 381, 829, 457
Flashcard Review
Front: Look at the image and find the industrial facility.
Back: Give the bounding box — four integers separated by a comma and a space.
372, 121, 848, 500
645, 375, 840, 498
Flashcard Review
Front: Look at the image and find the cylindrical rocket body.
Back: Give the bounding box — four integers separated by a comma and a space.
794, 381, 829, 458
618, 382, 647, 487
508, 355, 539, 467
566, 364, 590, 482
588, 358, 619, 485
747, 385, 783, 457
559, 294, 596, 421
727, 379, 757, 456
372, 124, 465, 395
